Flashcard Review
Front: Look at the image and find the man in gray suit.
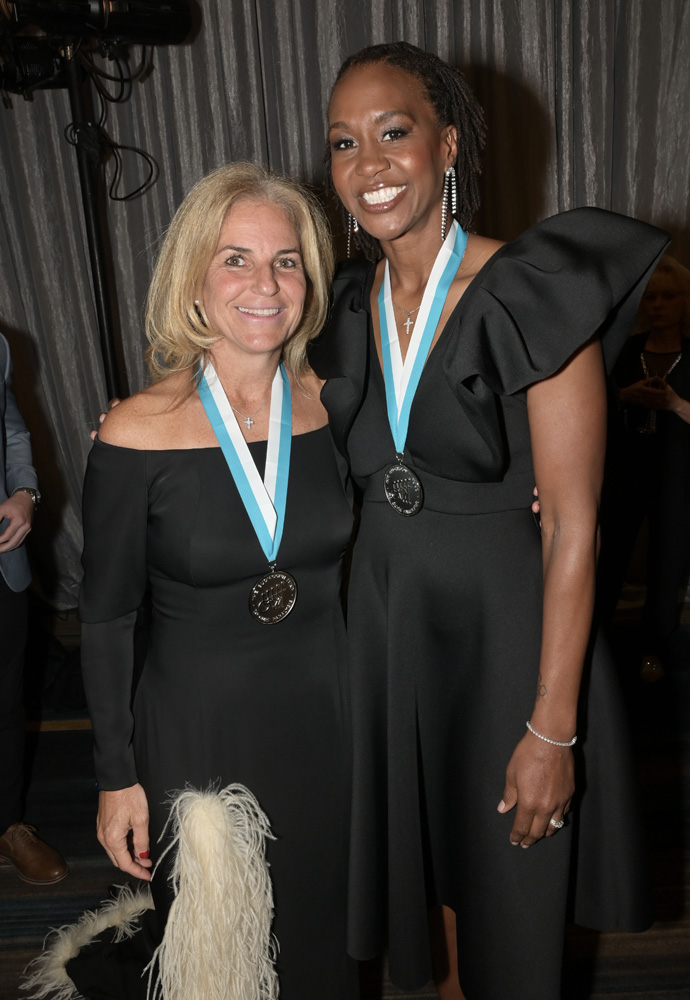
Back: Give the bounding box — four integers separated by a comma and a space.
0, 333, 67, 883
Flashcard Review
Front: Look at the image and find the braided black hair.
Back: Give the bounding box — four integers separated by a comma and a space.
325, 41, 486, 260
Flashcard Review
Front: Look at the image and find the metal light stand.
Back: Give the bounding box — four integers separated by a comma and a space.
63, 40, 125, 401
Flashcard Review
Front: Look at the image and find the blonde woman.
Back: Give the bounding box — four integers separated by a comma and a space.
54, 164, 357, 1000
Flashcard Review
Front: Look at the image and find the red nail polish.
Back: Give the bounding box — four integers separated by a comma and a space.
139, 850, 150, 859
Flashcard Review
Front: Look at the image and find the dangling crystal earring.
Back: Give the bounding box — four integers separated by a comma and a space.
441, 166, 457, 243
347, 213, 359, 257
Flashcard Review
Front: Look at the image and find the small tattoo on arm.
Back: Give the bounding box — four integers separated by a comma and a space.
536, 673, 547, 700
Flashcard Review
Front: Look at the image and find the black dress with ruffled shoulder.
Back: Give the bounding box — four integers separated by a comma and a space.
310, 208, 669, 1000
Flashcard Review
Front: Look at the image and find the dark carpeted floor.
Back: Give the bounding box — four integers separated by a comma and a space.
0, 728, 117, 1000
1, 616, 689, 1000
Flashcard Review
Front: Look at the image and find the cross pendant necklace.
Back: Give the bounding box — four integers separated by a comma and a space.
230, 392, 272, 432
393, 299, 422, 336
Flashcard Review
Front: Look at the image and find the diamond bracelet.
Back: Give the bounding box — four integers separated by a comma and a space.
526, 720, 577, 747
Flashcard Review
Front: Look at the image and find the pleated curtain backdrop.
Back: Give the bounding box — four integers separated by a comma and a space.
0, 0, 689, 607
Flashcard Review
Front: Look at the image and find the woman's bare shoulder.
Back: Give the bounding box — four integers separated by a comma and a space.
298, 368, 326, 395
466, 232, 506, 273
291, 367, 328, 434
450, 233, 505, 303
97, 373, 196, 449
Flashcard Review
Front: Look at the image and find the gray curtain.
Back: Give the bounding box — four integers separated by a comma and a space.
1, 0, 688, 607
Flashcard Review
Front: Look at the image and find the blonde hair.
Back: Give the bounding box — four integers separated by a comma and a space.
145, 163, 334, 382
639, 255, 690, 333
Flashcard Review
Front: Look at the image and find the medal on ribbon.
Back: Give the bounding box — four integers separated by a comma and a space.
198, 360, 297, 623
378, 220, 468, 516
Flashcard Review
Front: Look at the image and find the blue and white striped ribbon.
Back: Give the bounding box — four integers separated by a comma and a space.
198, 361, 291, 563
379, 220, 468, 455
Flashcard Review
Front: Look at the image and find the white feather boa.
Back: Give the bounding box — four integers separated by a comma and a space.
22, 783, 278, 1000
147, 783, 278, 1000
21, 883, 153, 1000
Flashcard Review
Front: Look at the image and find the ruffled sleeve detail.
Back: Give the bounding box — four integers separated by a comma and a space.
444, 208, 669, 396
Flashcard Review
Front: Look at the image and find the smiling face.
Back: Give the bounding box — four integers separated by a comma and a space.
200, 198, 307, 363
328, 62, 457, 246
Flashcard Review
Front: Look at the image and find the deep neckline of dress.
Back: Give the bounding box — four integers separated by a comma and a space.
363, 240, 508, 393
363, 240, 508, 377
93, 424, 330, 454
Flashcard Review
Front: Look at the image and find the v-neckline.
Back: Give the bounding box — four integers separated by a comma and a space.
365, 239, 509, 379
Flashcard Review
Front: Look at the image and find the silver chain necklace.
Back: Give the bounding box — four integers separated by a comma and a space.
230, 393, 271, 430
392, 300, 422, 336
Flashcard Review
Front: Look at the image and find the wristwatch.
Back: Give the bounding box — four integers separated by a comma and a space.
12, 487, 41, 511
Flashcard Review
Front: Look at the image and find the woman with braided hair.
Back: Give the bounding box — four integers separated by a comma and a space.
310, 41, 669, 999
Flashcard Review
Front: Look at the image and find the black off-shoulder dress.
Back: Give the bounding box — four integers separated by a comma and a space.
73, 427, 357, 1000
310, 209, 669, 1000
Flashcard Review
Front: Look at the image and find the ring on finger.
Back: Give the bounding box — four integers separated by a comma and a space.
549, 817, 564, 830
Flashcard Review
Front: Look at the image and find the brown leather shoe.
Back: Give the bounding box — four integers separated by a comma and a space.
0, 823, 69, 884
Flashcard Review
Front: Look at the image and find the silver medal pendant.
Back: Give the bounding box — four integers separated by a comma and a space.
249, 568, 297, 624
383, 462, 424, 516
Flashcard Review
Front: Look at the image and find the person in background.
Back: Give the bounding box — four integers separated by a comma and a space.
599, 256, 690, 679
0, 332, 68, 884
